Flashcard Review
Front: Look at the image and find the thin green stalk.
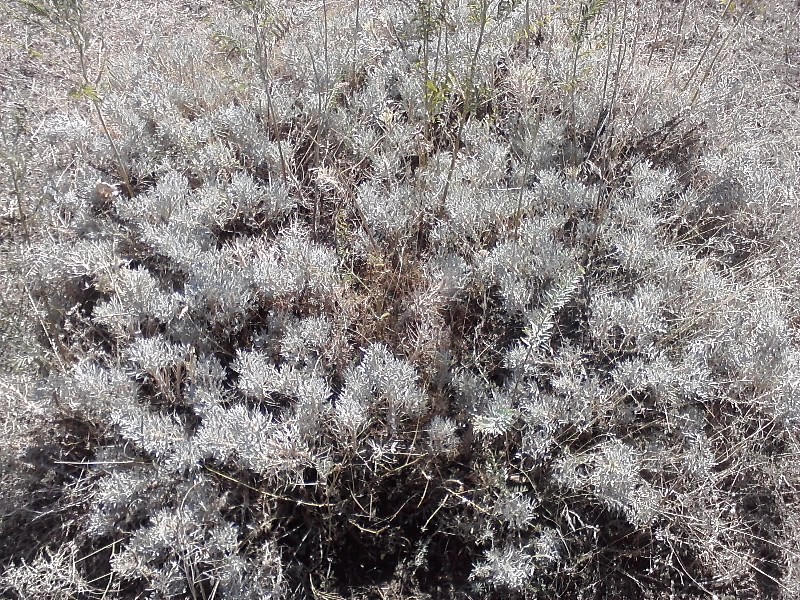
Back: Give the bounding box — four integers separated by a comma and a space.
668, 0, 690, 76
441, 0, 489, 206
322, 0, 330, 94
646, 5, 665, 68
569, 1, 608, 135
421, 0, 432, 160
606, 0, 628, 124
351, 0, 360, 84
69, 22, 133, 197
524, 0, 531, 57
681, 0, 737, 95
20, 0, 133, 197
251, 10, 288, 184
598, 0, 618, 113
690, 1, 748, 103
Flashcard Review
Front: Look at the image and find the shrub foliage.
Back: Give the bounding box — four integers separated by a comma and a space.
2, 0, 800, 598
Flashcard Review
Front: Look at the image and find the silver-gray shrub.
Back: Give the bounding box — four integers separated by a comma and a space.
3, 1, 800, 599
